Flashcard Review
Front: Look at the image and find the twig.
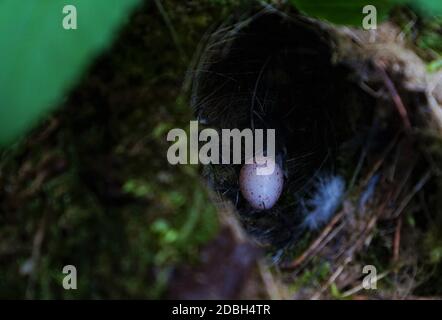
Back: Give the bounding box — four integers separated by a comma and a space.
282, 210, 345, 270
393, 216, 402, 264
391, 170, 432, 218
333, 191, 392, 281
342, 271, 389, 298
375, 61, 411, 130
360, 132, 401, 187
311, 257, 350, 300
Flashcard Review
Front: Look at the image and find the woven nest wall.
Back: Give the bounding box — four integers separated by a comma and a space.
190, 5, 442, 298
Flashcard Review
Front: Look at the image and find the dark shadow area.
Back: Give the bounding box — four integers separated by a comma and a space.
192, 9, 375, 249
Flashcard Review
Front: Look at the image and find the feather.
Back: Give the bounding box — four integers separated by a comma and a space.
302, 175, 346, 230
358, 174, 380, 212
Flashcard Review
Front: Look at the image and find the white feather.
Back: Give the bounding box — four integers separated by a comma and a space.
302, 175, 345, 230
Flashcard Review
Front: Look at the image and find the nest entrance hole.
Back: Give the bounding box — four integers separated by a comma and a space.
192, 9, 376, 248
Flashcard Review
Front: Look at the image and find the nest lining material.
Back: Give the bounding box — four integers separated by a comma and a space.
190, 6, 442, 297
192, 8, 370, 247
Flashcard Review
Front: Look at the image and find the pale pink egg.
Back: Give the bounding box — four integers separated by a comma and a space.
239, 156, 284, 210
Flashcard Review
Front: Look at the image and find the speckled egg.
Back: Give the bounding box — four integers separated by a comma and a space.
239, 156, 284, 210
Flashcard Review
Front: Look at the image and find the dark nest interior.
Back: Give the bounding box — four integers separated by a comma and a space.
191, 8, 376, 250
190, 6, 442, 297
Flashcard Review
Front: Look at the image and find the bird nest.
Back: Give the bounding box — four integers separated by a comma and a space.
189, 4, 442, 298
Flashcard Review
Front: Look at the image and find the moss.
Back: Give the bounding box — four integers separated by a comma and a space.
0, 0, 246, 299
